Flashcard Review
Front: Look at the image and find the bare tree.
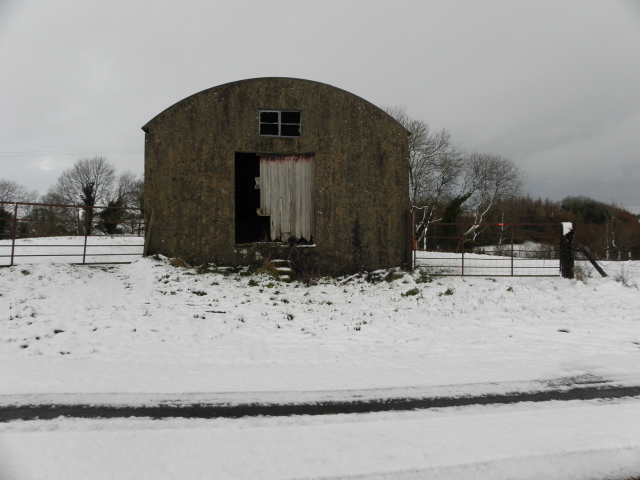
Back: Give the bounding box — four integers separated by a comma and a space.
384, 107, 525, 249
98, 170, 142, 234
384, 106, 466, 248
462, 153, 524, 240
0, 179, 38, 203
49, 156, 116, 234
600, 205, 637, 261
384, 106, 464, 209
0, 180, 38, 237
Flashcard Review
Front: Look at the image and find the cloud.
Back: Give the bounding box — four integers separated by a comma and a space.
0, 0, 639, 209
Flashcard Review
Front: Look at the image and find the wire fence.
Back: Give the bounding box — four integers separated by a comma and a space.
574, 256, 640, 283
0, 201, 146, 267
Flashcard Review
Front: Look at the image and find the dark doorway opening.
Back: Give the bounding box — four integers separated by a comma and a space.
235, 152, 270, 243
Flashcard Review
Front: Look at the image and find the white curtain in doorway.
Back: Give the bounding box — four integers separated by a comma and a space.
258, 155, 314, 241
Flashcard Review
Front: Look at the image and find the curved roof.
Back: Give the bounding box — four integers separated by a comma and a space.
142, 77, 410, 134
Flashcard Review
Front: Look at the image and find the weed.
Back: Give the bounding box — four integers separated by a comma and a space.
282, 298, 289, 304
402, 288, 420, 297
21, 269, 30, 275
415, 272, 433, 284
507, 286, 514, 292
195, 264, 212, 274
574, 265, 588, 283
170, 257, 189, 268
286, 313, 294, 321
439, 288, 454, 296
248, 279, 259, 287
191, 290, 207, 296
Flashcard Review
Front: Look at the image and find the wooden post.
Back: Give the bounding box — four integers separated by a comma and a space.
9, 203, 18, 267
559, 223, 574, 279
578, 244, 607, 278
406, 210, 414, 270
143, 207, 156, 257
510, 224, 514, 276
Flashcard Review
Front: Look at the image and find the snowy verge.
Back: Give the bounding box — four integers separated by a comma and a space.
2, 257, 640, 403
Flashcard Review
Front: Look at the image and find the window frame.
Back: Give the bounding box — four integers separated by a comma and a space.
258, 109, 302, 138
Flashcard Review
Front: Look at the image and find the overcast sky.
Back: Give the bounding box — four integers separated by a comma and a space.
1, 0, 639, 211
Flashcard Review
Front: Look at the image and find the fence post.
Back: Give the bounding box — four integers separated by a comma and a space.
143, 208, 156, 257
559, 223, 574, 279
406, 210, 414, 271
510, 224, 514, 276
9, 203, 19, 267
578, 244, 607, 277
82, 232, 88, 264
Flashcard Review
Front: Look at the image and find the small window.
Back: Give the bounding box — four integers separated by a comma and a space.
259, 110, 301, 137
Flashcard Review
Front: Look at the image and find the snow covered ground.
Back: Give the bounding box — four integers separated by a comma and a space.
1, 249, 640, 479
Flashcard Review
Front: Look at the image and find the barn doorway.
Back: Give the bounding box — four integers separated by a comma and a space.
235, 152, 315, 244
235, 152, 270, 243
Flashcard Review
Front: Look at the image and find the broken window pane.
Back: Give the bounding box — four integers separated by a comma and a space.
280, 123, 300, 137
260, 111, 278, 123
259, 110, 301, 137
280, 111, 301, 124
259, 123, 279, 136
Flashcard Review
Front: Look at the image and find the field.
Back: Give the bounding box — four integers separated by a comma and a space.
1, 240, 640, 479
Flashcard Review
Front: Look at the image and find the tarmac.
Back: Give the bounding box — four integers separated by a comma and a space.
2, 384, 639, 422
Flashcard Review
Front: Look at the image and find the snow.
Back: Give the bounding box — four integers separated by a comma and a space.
2, 400, 640, 479
563, 221, 573, 235
1, 246, 640, 478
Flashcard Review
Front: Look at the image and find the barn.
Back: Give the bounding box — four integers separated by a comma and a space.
142, 77, 410, 274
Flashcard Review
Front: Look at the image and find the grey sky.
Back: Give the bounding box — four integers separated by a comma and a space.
1, 0, 639, 211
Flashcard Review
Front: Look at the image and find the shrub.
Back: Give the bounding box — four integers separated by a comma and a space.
402, 288, 420, 297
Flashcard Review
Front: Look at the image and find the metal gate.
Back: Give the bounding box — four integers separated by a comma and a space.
0, 201, 145, 267
410, 222, 562, 277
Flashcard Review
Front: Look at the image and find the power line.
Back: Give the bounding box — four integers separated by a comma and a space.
0, 148, 142, 158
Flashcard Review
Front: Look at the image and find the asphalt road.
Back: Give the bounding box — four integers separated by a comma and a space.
2, 385, 639, 422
